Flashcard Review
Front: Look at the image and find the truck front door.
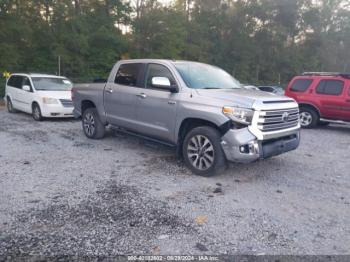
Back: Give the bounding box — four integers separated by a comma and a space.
135, 63, 179, 143
104, 63, 145, 130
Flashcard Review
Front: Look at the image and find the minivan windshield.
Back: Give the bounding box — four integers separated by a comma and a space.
174, 62, 242, 89
32, 77, 73, 91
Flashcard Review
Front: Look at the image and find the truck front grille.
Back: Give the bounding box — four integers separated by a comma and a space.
257, 108, 299, 132
59, 99, 73, 108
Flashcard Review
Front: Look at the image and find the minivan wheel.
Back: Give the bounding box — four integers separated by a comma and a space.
7, 98, 16, 113
183, 126, 226, 177
82, 108, 105, 139
32, 103, 43, 121
299, 108, 318, 128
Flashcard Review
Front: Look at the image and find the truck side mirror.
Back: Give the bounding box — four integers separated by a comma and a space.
152, 77, 171, 87
22, 85, 31, 92
151, 77, 178, 93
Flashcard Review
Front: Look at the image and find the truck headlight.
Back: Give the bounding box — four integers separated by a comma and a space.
42, 97, 59, 104
222, 106, 254, 125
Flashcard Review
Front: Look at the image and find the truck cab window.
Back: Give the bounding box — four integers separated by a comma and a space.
145, 64, 176, 89
115, 63, 143, 87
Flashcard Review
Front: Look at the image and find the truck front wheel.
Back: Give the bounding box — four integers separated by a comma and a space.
182, 126, 226, 177
82, 108, 105, 139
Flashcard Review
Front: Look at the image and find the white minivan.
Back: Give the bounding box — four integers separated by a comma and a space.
5, 73, 74, 121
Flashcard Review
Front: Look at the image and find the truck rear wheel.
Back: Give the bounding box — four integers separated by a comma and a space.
82, 108, 105, 139
182, 126, 226, 177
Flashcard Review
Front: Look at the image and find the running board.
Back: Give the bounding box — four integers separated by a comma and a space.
109, 126, 176, 148
320, 118, 350, 125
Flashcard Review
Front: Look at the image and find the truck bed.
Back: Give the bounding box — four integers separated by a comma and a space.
72, 83, 106, 118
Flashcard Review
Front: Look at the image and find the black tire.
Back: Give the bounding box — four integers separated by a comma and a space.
82, 108, 105, 139
6, 97, 16, 113
299, 107, 319, 129
32, 103, 43, 121
182, 126, 226, 177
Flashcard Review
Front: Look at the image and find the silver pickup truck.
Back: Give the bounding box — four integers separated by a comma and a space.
72, 59, 300, 176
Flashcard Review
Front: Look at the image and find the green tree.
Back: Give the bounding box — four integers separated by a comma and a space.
1, 0, 350, 98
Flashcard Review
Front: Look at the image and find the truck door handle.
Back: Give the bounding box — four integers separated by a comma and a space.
106, 88, 113, 94
137, 93, 147, 99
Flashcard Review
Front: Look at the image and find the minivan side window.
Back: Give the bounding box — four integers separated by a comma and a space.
316, 80, 344, 96
290, 79, 313, 92
7, 75, 23, 89
145, 64, 176, 90
22, 77, 33, 91
115, 63, 143, 87
7, 76, 15, 87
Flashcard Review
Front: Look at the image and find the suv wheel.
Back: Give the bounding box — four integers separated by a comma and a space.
183, 126, 226, 177
299, 107, 318, 128
7, 97, 16, 113
82, 108, 105, 139
32, 103, 43, 121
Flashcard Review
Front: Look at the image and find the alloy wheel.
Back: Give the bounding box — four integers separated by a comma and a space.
187, 135, 215, 171
7, 100, 13, 112
300, 112, 313, 127
83, 113, 95, 137
33, 105, 41, 120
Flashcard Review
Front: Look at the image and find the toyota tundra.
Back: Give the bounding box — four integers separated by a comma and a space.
72, 59, 300, 176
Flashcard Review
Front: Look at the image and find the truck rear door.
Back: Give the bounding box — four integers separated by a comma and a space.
104, 63, 146, 130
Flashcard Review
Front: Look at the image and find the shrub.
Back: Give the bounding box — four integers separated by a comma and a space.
0, 80, 5, 99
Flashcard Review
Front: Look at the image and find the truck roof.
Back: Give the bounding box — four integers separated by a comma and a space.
119, 59, 173, 63
118, 59, 200, 64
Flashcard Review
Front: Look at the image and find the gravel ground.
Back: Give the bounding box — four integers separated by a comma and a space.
0, 106, 349, 256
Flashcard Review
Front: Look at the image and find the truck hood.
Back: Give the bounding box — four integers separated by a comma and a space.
195, 88, 294, 108
35, 90, 72, 100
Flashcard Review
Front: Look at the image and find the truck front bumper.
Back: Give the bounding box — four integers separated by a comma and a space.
221, 128, 300, 163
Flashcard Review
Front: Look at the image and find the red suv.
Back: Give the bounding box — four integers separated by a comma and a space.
285, 72, 350, 128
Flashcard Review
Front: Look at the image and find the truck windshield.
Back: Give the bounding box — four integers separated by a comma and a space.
32, 77, 73, 91
174, 62, 242, 89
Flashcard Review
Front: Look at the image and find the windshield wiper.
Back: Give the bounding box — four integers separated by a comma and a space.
201, 87, 221, 90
